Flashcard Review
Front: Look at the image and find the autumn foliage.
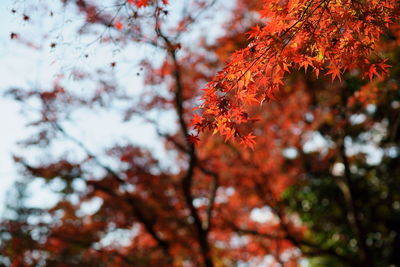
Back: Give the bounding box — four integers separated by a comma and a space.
1, 0, 400, 267
196, 0, 399, 148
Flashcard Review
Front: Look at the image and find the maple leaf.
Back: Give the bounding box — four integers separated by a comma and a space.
299, 58, 314, 72
187, 134, 200, 145
191, 114, 204, 126
326, 66, 341, 81
314, 67, 320, 78
237, 89, 259, 105
378, 59, 391, 74
223, 127, 236, 142
114, 21, 124, 31
127, 0, 149, 8
367, 64, 378, 80
239, 133, 256, 150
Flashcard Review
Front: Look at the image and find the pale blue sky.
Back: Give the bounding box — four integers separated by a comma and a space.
0, 0, 174, 214
0, 0, 38, 214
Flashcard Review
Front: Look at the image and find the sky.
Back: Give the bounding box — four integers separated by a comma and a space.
0, 0, 37, 214
0, 0, 232, 216
0, 0, 172, 215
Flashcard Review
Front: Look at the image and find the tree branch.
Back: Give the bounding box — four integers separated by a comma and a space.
39, 111, 173, 261
154, 4, 214, 265
234, 226, 357, 265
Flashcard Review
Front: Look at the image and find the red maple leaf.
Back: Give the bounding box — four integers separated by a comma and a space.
128, 0, 149, 8
187, 134, 200, 145
239, 133, 256, 150
191, 114, 204, 126
114, 21, 124, 31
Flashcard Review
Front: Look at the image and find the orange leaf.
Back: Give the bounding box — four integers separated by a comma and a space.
115, 21, 124, 31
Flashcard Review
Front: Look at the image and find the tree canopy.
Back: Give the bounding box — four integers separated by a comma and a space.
1, 0, 400, 266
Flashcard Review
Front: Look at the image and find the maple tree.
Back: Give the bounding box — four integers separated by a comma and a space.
1, 0, 400, 267
196, 0, 399, 147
